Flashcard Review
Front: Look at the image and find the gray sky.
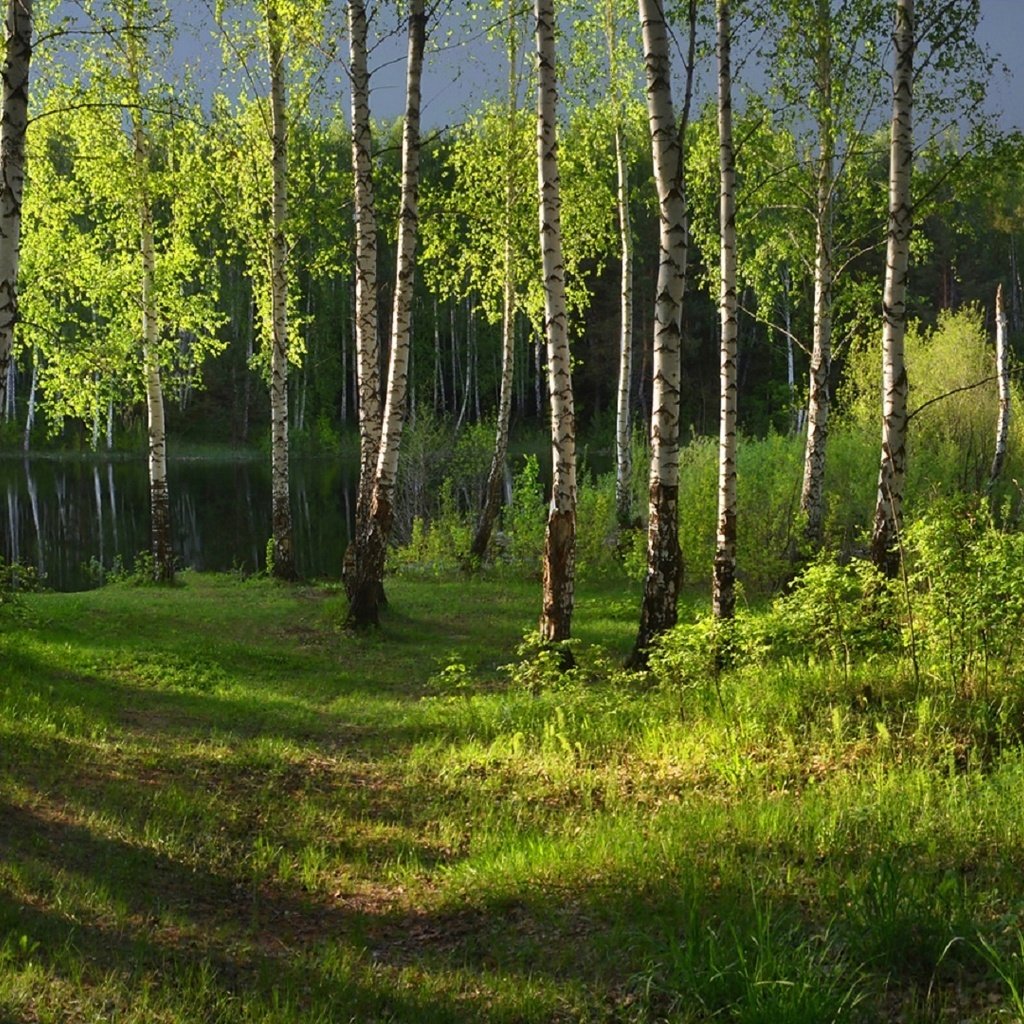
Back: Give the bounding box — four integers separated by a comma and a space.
385, 0, 1024, 132
168, 1, 1022, 133
975, 0, 1023, 130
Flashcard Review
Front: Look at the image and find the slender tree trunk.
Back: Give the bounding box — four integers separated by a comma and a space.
713, 0, 737, 621
126, 37, 173, 583
3, 356, 12, 419
340, 277, 349, 423
267, 2, 295, 580
139, 164, 172, 581
347, 0, 426, 627
631, 0, 689, 663
457, 296, 472, 428
989, 282, 1010, 488
870, 0, 913, 577
779, 267, 803, 434
0, 0, 30, 419
471, 3, 519, 562
535, 0, 576, 644
432, 296, 443, 412
345, 0, 383, 595
799, 1, 834, 548
471, 259, 515, 560
613, 119, 634, 530
21, 343, 34, 451
1009, 237, 1023, 334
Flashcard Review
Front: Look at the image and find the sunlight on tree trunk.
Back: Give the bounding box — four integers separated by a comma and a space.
799, 0, 834, 549
989, 282, 1010, 488
871, 0, 913, 578
346, 0, 383, 598
347, 0, 426, 627
630, 0, 689, 664
536, 0, 577, 645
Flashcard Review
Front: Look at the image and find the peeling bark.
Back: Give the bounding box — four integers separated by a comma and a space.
871, 0, 913, 578
536, 0, 576, 643
631, 0, 689, 662
347, 0, 426, 627
713, 0, 737, 622
0, 0, 30, 420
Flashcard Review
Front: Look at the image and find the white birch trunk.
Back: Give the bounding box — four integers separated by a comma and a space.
348, 0, 382, 545
127, 35, 172, 583
613, 120, 634, 531
536, 0, 576, 645
268, 2, 294, 579
472, 11, 519, 560
989, 282, 1010, 487
21, 343, 34, 451
472, 8, 521, 560
607, 0, 635, 534
0, 0, 30, 418
347, 0, 426, 626
713, 0, 737, 621
870, 0, 913, 577
799, 1, 834, 547
632, 0, 687, 662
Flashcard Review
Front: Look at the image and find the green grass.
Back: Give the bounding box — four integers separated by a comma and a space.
2, 571, 1024, 1022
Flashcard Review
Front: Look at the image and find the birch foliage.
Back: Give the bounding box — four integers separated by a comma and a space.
20, 27, 224, 430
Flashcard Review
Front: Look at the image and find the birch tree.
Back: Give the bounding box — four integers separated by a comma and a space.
21, 0, 222, 580
0, 0, 31, 420
567, 0, 643, 532
213, 0, 337, 580
713, 0, 737, 620
989, 282, 1010, 488
470, 0, 525, 561
266, 0, 294, 579
630, 0, 693, 663
125, 12, 172, 579
870, 0, 913, 577
346, 0, 426, 626
741, 0, 891, 547
535, 0, 576, 643
346, 0, 382, 593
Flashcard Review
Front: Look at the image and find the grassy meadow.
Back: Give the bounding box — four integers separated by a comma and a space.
4, 563, 1024, 1023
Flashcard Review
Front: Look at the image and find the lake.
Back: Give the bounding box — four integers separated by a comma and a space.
0, 455, 357, 591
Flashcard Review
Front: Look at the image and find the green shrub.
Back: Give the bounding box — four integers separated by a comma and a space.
502, 453, 546, 575
905, 498, 1024, 692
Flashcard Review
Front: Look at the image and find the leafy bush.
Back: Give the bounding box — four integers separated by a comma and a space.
769, 554, 901, 665
501, 453, 546, 575
905, 498, 1024, 691
0, 557, 41, 617
389, 478, 472, 576
839, 306, 1024, 498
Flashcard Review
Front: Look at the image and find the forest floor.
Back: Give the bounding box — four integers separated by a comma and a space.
2, 571, 1024, 1022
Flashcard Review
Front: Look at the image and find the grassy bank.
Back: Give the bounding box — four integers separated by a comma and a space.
3, 572, 1024, 1022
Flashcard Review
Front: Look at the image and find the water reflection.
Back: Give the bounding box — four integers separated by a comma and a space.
0, 456, 356, 591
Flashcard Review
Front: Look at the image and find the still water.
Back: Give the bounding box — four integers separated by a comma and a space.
0, 455, 357, 591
